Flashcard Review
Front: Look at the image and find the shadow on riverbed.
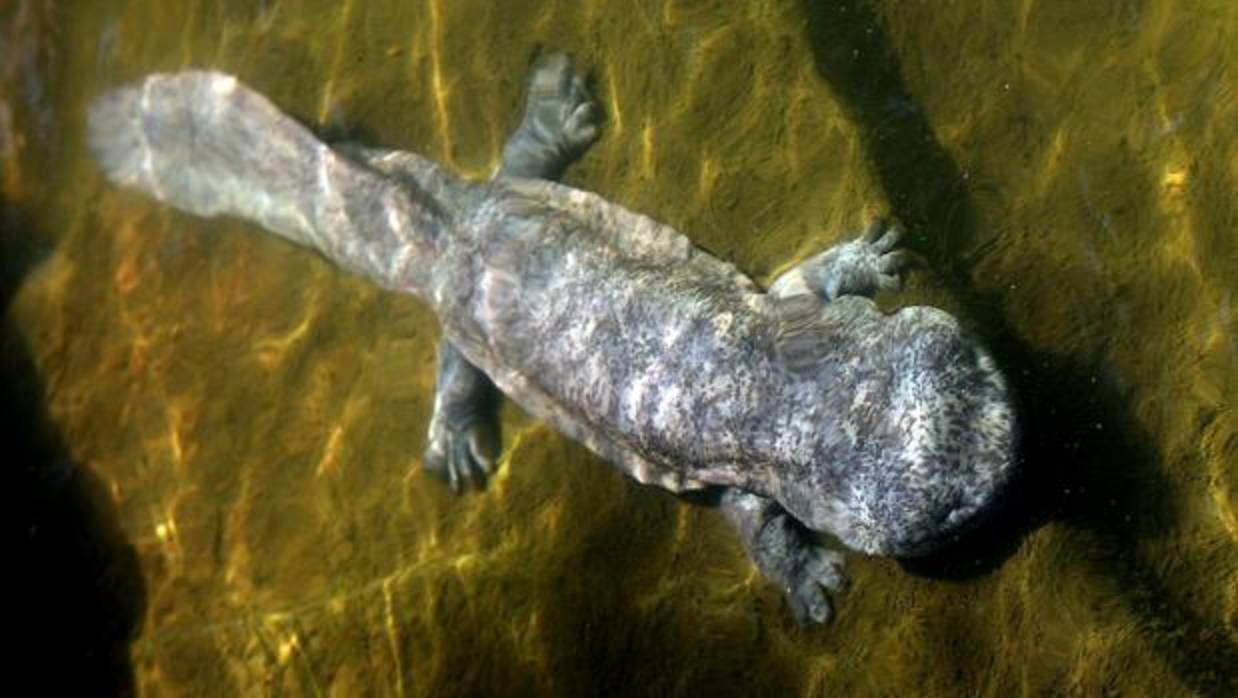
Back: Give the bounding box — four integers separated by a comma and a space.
800, 0, 1236, 693
3, 208, 146, 697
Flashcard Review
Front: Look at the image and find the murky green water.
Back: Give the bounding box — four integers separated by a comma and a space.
4, 0, 1235, 695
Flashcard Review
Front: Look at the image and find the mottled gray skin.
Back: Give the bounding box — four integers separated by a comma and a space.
87, 55, 1018, 624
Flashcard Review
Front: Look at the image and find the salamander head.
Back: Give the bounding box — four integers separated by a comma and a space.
785, 310, 1019, 557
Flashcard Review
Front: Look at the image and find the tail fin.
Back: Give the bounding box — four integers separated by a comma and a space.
87, 71, 441, 292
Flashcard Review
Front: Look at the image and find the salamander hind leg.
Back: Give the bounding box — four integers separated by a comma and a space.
769, 219, 911, 301
424, 342, 499, 492
499, 53, 603, 179
720, 489, 848, 624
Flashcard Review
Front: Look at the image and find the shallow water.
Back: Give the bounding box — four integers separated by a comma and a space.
4, 0, 1235, 695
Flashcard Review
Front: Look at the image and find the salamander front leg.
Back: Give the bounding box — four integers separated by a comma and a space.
769, 220, 911, 302
719, 488, 848, 624
424, 341, 498, 492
